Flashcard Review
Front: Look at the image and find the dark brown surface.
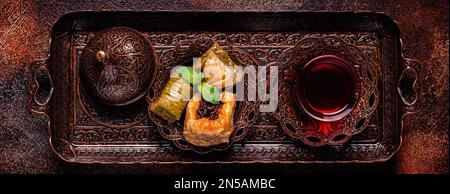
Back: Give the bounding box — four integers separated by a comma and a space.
0, 0, 448, 173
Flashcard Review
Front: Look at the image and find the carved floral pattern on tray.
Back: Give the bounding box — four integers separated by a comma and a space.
144, 32, 379, 47
71, 32, 381, 145
58, 27, 399, 162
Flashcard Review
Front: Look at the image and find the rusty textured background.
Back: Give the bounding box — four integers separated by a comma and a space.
0, 0, 448, 174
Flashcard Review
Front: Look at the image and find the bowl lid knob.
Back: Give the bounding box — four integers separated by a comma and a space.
95, 50, 108, 63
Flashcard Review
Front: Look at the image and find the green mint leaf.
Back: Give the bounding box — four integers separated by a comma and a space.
175, 66, 202, 85
198, 83, 221, 104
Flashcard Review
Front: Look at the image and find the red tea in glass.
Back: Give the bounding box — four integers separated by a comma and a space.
296, 55, 359, 122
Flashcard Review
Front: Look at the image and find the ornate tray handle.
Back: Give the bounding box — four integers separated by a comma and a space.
28, 60, 54, 115
397, 58, 423, 114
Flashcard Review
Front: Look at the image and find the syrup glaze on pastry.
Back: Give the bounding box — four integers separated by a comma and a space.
183, 92, 236, 147
182, 43, 243, 147
199, 43, 244, 89
150, 77, 191, 124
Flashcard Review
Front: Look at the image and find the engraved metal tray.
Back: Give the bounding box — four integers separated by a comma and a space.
28, 11, 422, 163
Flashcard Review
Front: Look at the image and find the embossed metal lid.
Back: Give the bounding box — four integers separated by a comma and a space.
80, 27, 157, 106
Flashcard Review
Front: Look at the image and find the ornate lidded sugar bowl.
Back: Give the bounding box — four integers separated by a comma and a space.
80, 27, 158, 106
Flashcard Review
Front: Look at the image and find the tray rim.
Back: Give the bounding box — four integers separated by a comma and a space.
28, 11, 421, 164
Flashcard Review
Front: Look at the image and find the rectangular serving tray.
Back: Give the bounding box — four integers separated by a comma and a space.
28, 11, 419, 163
